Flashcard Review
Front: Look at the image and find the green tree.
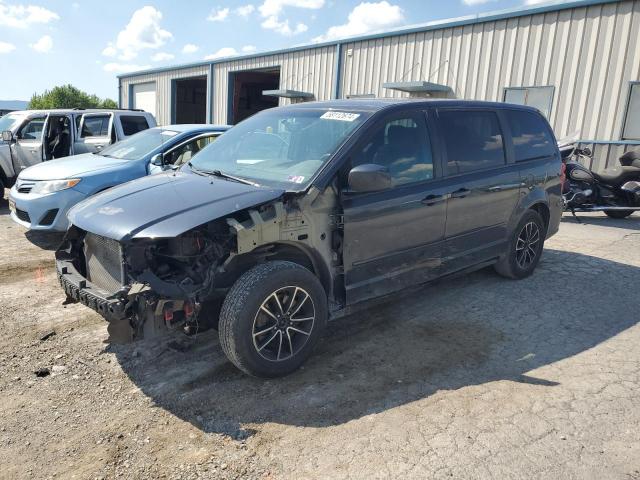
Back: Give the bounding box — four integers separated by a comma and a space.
28, 84, 118, 110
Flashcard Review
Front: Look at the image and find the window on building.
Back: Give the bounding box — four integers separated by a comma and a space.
439, 110, 506, 175
504, 86, 555, 119
121, 116, 150, 136
81, 115, 110, 137
352, 114, 434, 186
622, 82, 640, 141
504, 109, 556, 161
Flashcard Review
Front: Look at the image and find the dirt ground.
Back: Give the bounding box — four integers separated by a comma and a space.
1, 190, 640, 480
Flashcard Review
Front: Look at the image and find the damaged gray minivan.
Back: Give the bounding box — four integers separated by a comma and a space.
56, 99, 562, 377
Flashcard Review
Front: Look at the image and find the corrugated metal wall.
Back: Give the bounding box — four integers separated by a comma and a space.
120, 65, 209, 125
119, 0, 640, 169
211, 45, 336, 124
340, 0, 640, 144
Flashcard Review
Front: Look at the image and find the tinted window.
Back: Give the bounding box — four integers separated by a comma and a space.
351, 115, 433, 187
121, 115, 150, 136
81, 115, 110, 137
439, 110, 505, 175
505, 109, 555, 161
19, 117, 45, 140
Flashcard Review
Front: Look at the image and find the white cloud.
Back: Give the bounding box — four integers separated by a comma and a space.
103, 62, 151, 73
182, 43, 199, 54
204, 47, 238, 60
258, 0, 324, 17
0, 41, 16, 54
102, 44, 117, 57
207, 7, 230, 22
261, 16, 308, 36
313, 1, 404, 42
30, 34, 52, 53
242, 45, 257, 53
103, 6, 172, 61
151, 52, 174, 62
258, 0, 322, 36
0, 2, 59, 28
236, 4, 255, 17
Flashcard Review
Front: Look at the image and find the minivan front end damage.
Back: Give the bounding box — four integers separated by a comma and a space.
56, 187, 341, 339
56, 218, 234, 335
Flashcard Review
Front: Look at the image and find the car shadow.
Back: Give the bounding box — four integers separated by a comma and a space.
111, 249, 639, 439
562, 212, 640, 230
24, 230, 65, 251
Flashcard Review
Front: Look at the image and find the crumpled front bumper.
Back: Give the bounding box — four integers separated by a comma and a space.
56, 256, 129, 322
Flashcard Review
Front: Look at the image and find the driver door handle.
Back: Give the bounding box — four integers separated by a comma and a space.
421, 194, 446, 206
450, 188, 470, 199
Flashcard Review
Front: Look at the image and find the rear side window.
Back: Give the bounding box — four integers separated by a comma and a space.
81, 115, 110, 137
121, 115, 150, 136
505, 109, 555, 161
439, 110, 505, 175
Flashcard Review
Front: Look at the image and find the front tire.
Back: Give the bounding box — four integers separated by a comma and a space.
218, 261, 327, 377
604, 209, 633, 219
495, 210, 545, 279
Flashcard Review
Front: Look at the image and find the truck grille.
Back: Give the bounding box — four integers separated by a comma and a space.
83, 233, 124, 293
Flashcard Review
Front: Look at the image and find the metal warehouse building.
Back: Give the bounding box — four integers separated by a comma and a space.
118, 0, 640, 171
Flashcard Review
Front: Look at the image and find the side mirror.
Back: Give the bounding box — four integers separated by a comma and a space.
1, 131, 13, 142
150, 153, 164, 166
348, 163, 392, 193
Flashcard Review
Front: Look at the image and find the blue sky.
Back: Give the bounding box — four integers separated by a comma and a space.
0, 0, 554, 102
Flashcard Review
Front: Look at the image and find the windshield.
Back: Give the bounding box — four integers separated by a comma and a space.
0, 113, 25, 133
97, 127, 180, 160
188, 108, 370, 189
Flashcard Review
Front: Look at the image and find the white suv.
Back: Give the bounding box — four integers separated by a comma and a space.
0, 109, 156, 192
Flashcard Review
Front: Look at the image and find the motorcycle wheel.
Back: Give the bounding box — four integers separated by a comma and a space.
604, 210, 634, 219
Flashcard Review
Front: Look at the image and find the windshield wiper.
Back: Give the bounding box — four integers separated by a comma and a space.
188, 162, 259, 187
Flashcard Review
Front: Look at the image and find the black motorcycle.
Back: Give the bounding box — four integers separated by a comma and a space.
559, 135, 640, 219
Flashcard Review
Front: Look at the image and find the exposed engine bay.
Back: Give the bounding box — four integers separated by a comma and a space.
56, 186, 340, 340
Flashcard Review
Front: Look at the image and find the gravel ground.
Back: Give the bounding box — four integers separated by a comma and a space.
1, 190, 639, 480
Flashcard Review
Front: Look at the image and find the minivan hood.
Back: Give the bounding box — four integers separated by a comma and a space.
67, 170, 285, 241
19, 153, 130, 180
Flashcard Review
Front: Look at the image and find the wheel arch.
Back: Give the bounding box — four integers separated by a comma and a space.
223, 241, 333, 298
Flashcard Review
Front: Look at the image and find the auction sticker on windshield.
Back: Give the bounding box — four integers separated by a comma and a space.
320, 111, 360, 122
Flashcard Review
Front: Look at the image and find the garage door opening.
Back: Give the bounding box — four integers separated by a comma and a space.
174, 77, 207, 124
229, 68, 280, 124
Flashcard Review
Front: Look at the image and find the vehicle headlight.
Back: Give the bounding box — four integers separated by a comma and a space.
31, 179, 81, 194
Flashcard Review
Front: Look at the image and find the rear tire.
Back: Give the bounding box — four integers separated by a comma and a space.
604, 209, 633, 219
218, 261, 327, 378
495, 210, 545, 280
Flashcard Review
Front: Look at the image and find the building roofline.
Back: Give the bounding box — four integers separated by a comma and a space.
117, 0, 619, 80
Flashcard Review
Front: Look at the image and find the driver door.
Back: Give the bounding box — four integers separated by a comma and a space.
11, 115, 47, 173
341, 110, 448, 305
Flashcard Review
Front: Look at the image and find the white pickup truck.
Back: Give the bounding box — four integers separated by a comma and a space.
0, 108, 156, 192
